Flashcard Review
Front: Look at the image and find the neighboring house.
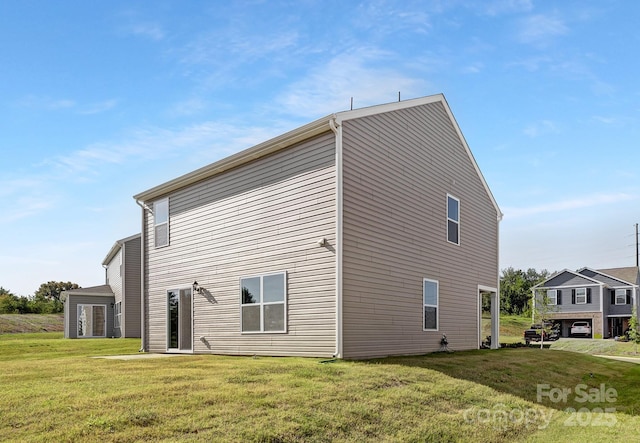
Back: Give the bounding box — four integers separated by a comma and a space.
532, 267, 640, 339
62, 234, 142, 339
133, 94, 502, 358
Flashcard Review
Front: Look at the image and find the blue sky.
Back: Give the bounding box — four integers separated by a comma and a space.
1, 0, 639, 296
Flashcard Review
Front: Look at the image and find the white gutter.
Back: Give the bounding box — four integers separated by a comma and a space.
329, 116, 343, 359
135, 199, 147, 352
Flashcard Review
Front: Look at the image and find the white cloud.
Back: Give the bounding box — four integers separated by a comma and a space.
18, 95, 76, 110
275, 49, 427, 118
80, 99, 119, 115
128, 23, 165, 41
503, 193, 636, 219
517, 14, 568, 46
480, 0, 533, 16
523, 120, 558, 138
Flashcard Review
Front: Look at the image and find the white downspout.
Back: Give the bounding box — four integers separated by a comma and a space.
135, 199, 148, 352
329, 117, 343, 359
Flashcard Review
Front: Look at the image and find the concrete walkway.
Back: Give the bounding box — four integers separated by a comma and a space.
93, 353, 188, 360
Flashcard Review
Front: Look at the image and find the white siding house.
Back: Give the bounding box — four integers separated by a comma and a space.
134, 94, 502, 358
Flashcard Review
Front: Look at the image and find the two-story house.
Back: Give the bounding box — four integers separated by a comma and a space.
532, 267, 640, 339
62, 234, 141, 339
133, 94, 502, 358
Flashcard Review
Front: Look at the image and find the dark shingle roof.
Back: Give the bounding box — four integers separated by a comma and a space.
596, 267, 640, 285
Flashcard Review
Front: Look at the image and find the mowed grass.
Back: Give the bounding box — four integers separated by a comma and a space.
482, 313, 531, 344
2, 334, 640, 442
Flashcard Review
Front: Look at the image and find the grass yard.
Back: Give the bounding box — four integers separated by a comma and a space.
482, 313, 531, 344
2, 334, 640, 442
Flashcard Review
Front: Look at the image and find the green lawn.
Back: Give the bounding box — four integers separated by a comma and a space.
1, 333, 640, 442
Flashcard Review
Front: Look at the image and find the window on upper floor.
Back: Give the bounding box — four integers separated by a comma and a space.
240, 272, 287, 333
154, 198, 169, 248
447, 195, 460, 245
575, 288, 587, 304
615, 289, 628, 305
423, 278, 439, 331
547, 289, 558, 305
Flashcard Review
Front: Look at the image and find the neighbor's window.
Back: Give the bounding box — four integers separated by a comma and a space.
114, 301, 122, 328
423, 278, 439, 331
575, 288, 587, 304
547, 289, 557, 305
154, 197, 169, 248
615, 289, 627, 305
241, 272, 286, 333
447, 195, 460, 245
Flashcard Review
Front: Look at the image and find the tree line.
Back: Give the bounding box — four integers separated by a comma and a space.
0, 282, 80, 314
499, 267, 550, 316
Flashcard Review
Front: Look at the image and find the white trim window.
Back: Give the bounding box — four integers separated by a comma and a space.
447, 195, 460, 245
154, 197, 169, 248
423, 278, 439, 331
241, 272, 287, 333
575, 288, 587, 304
615, 289, 627, 305
114, 301, 122, 328
547, 289, 558, 305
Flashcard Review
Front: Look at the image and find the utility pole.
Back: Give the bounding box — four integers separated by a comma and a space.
636, 223, 639, 268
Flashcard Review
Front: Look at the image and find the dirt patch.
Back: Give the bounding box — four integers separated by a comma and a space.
0, 314, 64, 334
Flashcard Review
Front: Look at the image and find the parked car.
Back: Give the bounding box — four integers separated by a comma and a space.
524, 323, 559, 343
570, 321, 591, 337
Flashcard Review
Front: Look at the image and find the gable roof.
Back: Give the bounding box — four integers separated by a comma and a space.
533, 268, 603, 289
133, 94, 502, 220
593, 267, 639, 286
60, 285, 114, 302
102, 233, 141, 266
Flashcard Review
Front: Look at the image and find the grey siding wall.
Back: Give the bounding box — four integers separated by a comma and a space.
605, 288, 633, 316
64, 295, 115, 339
340, 101, 499, 358
123, 236, 142, 338
143, 132, 337, 356
547, 286, 602, 313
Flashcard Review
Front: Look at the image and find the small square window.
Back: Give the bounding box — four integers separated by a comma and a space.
240, 272, 287, 333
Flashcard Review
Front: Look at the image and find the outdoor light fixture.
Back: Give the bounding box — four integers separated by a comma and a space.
193, 281, 202, 294
317, 237, 327, 247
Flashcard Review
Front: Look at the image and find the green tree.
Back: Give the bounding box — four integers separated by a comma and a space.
33, 281, 80, 313
500, 267, 550, 315
628, 305, 640, 355
532, 288, 558, 349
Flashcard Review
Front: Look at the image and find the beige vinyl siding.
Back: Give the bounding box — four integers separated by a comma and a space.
106, 249, 123, 302
143, 132, 337, 356
123, 236, 142, 338
105, 249, 123, 338
341, 101, 499, 358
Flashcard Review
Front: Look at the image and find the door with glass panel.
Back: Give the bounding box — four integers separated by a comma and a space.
167, 288, 192, 351
77, 304, 107, 338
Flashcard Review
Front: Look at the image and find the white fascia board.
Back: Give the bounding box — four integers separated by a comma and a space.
133, 116, 333, 202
